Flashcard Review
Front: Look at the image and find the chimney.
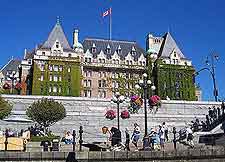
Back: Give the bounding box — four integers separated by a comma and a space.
73, 29, 79, 48
146, 33, 154, 51
23, 48, 27, 59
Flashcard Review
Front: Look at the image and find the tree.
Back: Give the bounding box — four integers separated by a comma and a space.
26, 98, 66, 131
0, 95, 12, 120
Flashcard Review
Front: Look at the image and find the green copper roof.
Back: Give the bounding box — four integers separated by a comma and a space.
147, 47, 157, 54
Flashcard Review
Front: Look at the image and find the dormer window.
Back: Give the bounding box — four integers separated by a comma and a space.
131, 46, 136, 55
56, 42, 59, 48
117, 45, 122, 54
92, 43, 96, 53
106, 44, 111, 54
92, 48, 96, 53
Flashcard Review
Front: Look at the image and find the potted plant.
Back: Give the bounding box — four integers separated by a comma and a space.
105, 110, 116, 120
120, 110, 130, 119
3, 83, 11, 90
149, 95, 161, 108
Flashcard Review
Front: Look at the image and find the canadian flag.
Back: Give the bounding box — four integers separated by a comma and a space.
102, 8, 112, 17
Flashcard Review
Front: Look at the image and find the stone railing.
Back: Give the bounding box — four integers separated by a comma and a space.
0, 147, 225, 162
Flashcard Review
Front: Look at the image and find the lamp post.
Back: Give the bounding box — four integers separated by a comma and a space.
195, 53, 219, 101
135, 73, 156, 136
111, 92, 125, 130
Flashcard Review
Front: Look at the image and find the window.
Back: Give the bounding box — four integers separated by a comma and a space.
98, 90, 106, 98
68, 76, 71, 82
49, 74, 52, 81
92, 47, 96, 53
102, 59, 105, 63
40, 74, 44, 81
68, 53, 71, 57
49, 65, 53, 71
84, 90, 91, 97
56, 42, 59, 48
112, 72, 115, 78
54, 75, 58, 82
49, 86, 52, 93
130, 61, 133, 65
53, 86, 57, 93
54, 65, 58, 72
88, 71, 92, 77
67, 87, 71, 95
112, 59, 115, 64
106, 48, 111, 54
87, 80, 92, 87
116, 59, 119, 64
118, 49, 121, 54
68, 67, 71, 73
58, 86, 62, 93
59, 65, 63, 71
126, 60, 129, 65
84, 80, 87, 87
59, 76, 62, 81
42, 52, 45, 55
98, 72, 102, 78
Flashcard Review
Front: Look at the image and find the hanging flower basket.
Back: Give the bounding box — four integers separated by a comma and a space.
149, 95, 161, 108
105, 110, 116, 120
3, 83, 11, 90
15, 82, 22, 90
121, 110, 130, 119
128, 95, 143, 114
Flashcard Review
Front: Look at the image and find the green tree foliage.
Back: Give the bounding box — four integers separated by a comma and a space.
0, 95, 12, 120
26, 98, 66, 130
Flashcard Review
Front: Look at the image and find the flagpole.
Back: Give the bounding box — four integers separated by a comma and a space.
109, 7, 112, 40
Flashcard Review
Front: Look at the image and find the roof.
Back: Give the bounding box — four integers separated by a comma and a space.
41, 22, 73, 51
82, 38, 145, 60
1, 59, 21, 75
158, 32, 185, 59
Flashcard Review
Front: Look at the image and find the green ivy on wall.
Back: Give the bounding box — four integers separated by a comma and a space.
31, 58, 81, 97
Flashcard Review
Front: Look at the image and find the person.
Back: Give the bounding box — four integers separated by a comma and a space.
110, 127, 121, 147
125, 128, 130, 151
186, 126, 194, 148
162, 122, 169, 141
158, 125, 165, 150
64, 131, 73, 144
150, 129, 160, 150
131, 123, 140, 151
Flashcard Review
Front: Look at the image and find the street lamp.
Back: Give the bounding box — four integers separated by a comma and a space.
111, 92, 125, 130
135, 73, 156, 136
195, 53, 219, 101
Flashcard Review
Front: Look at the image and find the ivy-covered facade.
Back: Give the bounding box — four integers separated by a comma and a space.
22, 20, 82, 97
146, 32, 197, 100
31, 57, 80, 96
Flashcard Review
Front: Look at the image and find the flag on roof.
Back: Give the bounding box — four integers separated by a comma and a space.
102, 8, 112, 17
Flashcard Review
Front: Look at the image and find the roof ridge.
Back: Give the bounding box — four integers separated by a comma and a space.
0, 58, 14, 71
84, 38, 136, 44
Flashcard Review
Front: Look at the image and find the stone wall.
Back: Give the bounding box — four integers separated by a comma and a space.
0, 95, 221, 142
1, 147, 225, 162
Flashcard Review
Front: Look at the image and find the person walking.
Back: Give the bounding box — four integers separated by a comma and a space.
186, 126, 194, 148
158, 125, 165, 150
131, 123, 140, 151
162, 122, 169, 142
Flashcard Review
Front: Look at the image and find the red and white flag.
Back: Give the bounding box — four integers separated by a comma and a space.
102, 8, 112, 17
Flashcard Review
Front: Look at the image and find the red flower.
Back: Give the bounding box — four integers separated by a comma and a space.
105, 110, 116, 120
15, 82, 22, 90
149, 95, 161, 106
120, 110, 130, 119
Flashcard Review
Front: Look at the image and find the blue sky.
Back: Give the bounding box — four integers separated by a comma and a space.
0, 0, 225, 101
